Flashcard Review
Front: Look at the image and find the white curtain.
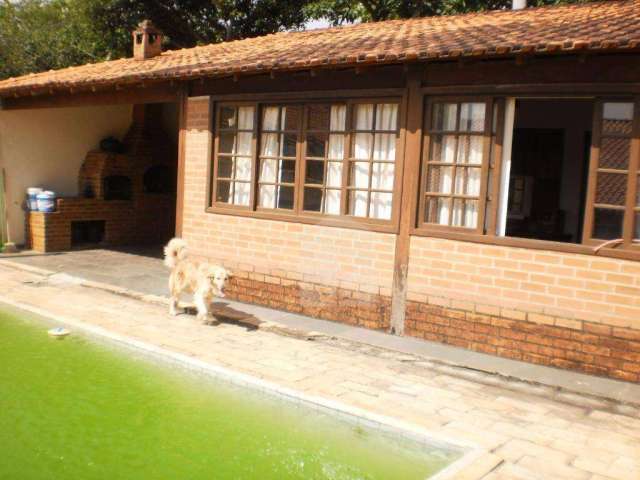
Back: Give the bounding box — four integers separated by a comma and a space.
460, 102, 486, 132
328, 134, 344, 160
259, 185, 275, 208
352, 162, 369, 188
371, 163, 394, 190
437, 198, 449, 225
370, 192, 392, 220
325, 189, 341, 215
233, 182, 250, 206
355, 104, 374, 130
259, 159, 277, 183
375, 104, 398, 130
351, 191, 368, 217
262, 107, 279, 130
353, 133, 372, 159
373, 134, 395, 161
261, 133, 278, 157
237, 106, 254, 130
236, 132, 252, 156
330, 105, 346, 131
235, 157, 252, 181
457, 135, 483, 164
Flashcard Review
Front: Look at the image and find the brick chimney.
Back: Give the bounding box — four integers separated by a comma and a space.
133, 20, 163, 61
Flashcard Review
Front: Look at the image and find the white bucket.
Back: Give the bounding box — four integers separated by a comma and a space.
26, 187, 43, 211
36, 191, 56, 213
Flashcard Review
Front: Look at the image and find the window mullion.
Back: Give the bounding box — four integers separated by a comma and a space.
341, 104, 353, 216
623, 97, 640, 245
448, 103, 461, 227
250, 104, 259, 210
477, 99, 494, 235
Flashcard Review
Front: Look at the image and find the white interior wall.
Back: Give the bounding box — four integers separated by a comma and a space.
0, 104, 133, 245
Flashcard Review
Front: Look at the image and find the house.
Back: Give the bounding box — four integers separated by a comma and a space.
1, 1, 639, 382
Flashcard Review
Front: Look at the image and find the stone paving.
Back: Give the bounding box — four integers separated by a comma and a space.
0, 263, 639, 479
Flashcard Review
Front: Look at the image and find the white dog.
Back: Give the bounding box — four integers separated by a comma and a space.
163, 238, 232, 324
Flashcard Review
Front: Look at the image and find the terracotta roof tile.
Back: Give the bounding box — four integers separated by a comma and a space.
1, 0, 639, 97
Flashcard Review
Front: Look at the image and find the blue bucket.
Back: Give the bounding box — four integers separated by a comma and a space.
26, 187, 43, 211
36, 191, 56, 213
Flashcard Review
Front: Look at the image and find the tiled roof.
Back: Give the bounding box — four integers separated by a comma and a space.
1, 0, 639, 98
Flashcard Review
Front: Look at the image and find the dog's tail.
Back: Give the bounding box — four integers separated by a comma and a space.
164, 237, 188, 268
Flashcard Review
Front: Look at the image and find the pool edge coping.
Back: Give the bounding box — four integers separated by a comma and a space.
0, 295, 499, 480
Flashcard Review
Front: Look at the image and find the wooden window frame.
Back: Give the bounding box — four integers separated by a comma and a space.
412, 92, 640, 261
417, 96, 495, 235
207, 91, 406, 234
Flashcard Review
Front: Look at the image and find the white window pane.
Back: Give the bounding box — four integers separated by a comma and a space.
261, 133, 279, 157
467, 168, 481, 196
375, 104, 398, 131
259, 185, 275, 208
325, 189, 341, 215
604, 102, 634, 121
238, 106, 254, 130
465, 200, 478, 228
371, 162, 394, 190
427, 166, 453, 194
235, 157, 252, 181
330, 105, 346, 131
370, 192, 393, 220
430, 135, 457, 163
353, 133, 372, 159
437, 198, 450, 225
262, 107, 279, 130
452, 199, 464, 226
236, 132, 252, 156
349, 190, 368, 217
327, 161, 342, 188
259, 159, 277, 183
355, 104, 374, 130
233, 182, 250, 206
433, 103, 457, 131
373, 133, 396, 161
460, 103, 486, 132
352, 162, 370, 188
328, 134, 344, 160
456, 135, 484, 165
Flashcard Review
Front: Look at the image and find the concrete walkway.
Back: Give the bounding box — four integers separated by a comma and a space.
2, 247, 639, 405
0, 261, 638, 479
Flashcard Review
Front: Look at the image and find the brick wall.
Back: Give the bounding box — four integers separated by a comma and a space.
182, 97, 396, 329
406, 236, 640, 382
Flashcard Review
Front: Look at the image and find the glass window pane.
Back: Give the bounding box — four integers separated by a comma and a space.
456, 135, 484, 164
282, 105, 302, 131
603, 102, 634, 135
593, 208, 624, 239
353, 133, 372, 159
235, 157, 252, 181
217, 157, 233, 178
216, 181, 231, 203
354, 104, 374, 130
306, 134, 327, 158
280, 160, 296, 183
325, 189, 341, 214
330, 105, 346, 131
236, 132, 252, 156
219, 134, 235, 154
259, 185, 275, 208
459, 103, 486, 132
371, 163, 394, 190
373, 133, 396, 161
261, 133, 279, 157
452, 199, 464, 227
303, 187, 323, 211
429, 135, 457, 163
425, 196, 451, 225
466, 167, 481, 196
596, 172, 627, 205
375, 104, 398, 131
370, 192, 393, 220
281, 134, 297, 157
233, 182, 250, 206
259, 159, 277, 183
328, 134, 344, 160
351, 162, 370, 188
262, 107, 279, 131
599, 137, 630, 170
326, 162, 342, 188
305, 160, 325, 184
349, 190, 368, 217
426, 166, 453, 194
276, 185, 294, 209
635, 212, 640, 240
432, 103, 457, 131
237, 106, 254, 130
308, 104, 330, 131
219, 106, 236, 129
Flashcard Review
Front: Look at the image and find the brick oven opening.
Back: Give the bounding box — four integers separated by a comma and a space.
103, 175, 133, 200
71, 220, 105, 246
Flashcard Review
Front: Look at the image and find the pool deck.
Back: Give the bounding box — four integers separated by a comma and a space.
0, 250, 639, 479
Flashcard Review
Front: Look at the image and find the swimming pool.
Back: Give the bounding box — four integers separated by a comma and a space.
0, 306, 468, 479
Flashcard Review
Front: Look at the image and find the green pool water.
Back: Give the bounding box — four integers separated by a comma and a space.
0, 308, 461, 479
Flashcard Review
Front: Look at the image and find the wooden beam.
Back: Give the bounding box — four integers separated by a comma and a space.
1, 83, 180, 110
390, 68, 423, 336
174, 85, 189, 237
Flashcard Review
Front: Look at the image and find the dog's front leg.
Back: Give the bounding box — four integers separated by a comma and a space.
169, 297, 180, 316
194, 291, 210, 324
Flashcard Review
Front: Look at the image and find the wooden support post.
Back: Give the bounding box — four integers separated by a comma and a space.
174, 84, 189, 237
389, 69, 423, 335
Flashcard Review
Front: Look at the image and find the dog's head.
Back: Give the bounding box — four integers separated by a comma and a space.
207, 266, 232, 297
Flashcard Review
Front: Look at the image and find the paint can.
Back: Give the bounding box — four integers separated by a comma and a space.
26, 187, 43, 211
36, 191, 56, 213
